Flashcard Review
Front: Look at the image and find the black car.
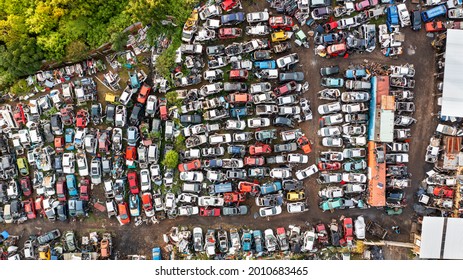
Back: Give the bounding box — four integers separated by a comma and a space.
91, 103, 102, 125
10, 199, 21, 220
411, 10, 421, 31
57, 203, 68, 221
50, 114, 63, 135
106, 104, 116, 124
386, 188, 405, 203
273, 117, 295, 128
129, 103, 144, 126
206, 45, 225, 57
180, 114, 202, 125
252, 50, 272, 61
42, 122, 54, 143
282, 179, 303, 191
224, 82, 248, 92
320, 66, 340, 76
279, 72, 305, 82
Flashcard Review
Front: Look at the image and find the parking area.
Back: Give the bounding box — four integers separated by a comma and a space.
0, 0, 443, 260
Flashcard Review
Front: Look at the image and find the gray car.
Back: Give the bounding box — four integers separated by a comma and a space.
90, 158, 102, 184
127, 126, 139, 146
37, 229, 61, 245
279, 72, 305, 82
274, 142, 298, 153
222, 205, 248, 216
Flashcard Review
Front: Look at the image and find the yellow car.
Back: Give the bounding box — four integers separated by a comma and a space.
38, 245, 51, 260
17, 157, 29, 176
286, 190, 306, 201
271, 31, 289, 42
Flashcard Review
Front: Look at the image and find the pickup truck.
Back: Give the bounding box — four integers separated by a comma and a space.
256, 105, 278, 115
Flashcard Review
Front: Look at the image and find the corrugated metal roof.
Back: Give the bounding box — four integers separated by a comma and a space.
378, 110, 394, 143
442, 29, 463, 118
420, 217, 445, 259
443, 218, 463, 259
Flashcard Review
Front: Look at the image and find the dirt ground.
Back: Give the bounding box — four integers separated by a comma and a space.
2, 1, 439, 260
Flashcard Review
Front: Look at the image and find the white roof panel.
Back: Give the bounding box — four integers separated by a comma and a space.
420, 216, 444, 259
442, 29, 463, 118
443, 218, 463, 259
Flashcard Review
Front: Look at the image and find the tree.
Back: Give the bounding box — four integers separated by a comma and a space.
9, 79, 31, 96
165, 91, 178, 106
110, 31, 129, 52
65, 40, 89, 62
174, 134, 186, 151
162, 150, 179, 169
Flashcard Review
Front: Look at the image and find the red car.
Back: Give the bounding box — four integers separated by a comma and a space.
118, 202, 131, 225
221, 0, 239, 11
199, 207, 221, 217
249, 144, 272, 155
178, 159, 201, 172
297, 135, 312, 154
228, 93, 252, 104
273, 81, 297, 96
35, 196, 45, 216
229, 69, 249, 81
318, 162, 342, 171
137, 83, 151, 104
125, 146, 137, 161
343, 218, 354, 244
218, 27, 243, 39
60, 107, 75, 126
54, 136, 65, 153
433, 186, 454, 198
127, 171, 139, 194
23, 198, 36, 220
76, 109, 89, 128
355, 0, 376, 11
244, 156, 265, 166
56, 177, 67, 202
19, 177, 32, 197
224, 192, 246, 203
327, 43, 347, 56
425, 21, 445, 32
141, 192, 154, 215
269, 16, 294, 30
13, 104, 26, 127
316, 223, 329, 245
324, 22, 338, 32
79, 178, 90, 201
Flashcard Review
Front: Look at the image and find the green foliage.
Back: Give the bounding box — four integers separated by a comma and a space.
65, 40, 89, 62
162, 150, 179, 169
174, 134, 186, 151
165, 91, 178, 106
9, 79, 32, 96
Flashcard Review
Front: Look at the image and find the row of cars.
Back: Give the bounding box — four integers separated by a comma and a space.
168, 216, 366, 258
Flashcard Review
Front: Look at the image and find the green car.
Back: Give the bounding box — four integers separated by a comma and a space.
17, 157, 29, 176
320, 198, 344, 212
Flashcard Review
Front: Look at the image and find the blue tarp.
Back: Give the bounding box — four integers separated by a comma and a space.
368, 76, 377, 141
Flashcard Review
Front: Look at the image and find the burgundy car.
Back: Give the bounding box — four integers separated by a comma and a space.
20, 177, 32, 197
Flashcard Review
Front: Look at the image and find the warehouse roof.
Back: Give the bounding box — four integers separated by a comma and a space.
442, 29, 463, 118
420, 217, 463, 259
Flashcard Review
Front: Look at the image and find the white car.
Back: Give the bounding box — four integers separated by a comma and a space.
259, 206, 282, 217
264, 229, 278, 252
269, 168, 292, 179
342, 103, 368, 113
354, 216, 366, 239
115, 105, 127, 127
245, 25, 270, 36
318, 102, 342, 115
140, 169, 151, 191
200, 83, 223, 97
253, 92, 274, 104
302, 230, 316, 252
276, 53, 299, 69
246, 11, 269, 23
208, 133, 232, 145
342, 173, 367, 183
199, 4, 222, 20
76, 153, 88, 176
247, 117, 271, 128
287, 202, 307, 213
322, 137, 343, 147
74, 128, 87, 148
287, 153, 309, 164
84, 134, 97, 154
180, 171, 204, 182
318, 187, 344, 198
145, 95, 158, 116
164, 192, 176, 209
90, 158, 102, 184
277, 95, 297, 105
318, 126, 342, 137
225, 120, 246, 130
198, 196, 224, 207
119, 87, 135, 105
278, 106, 301, 115
178, 205, 199, 216
177, 193, 199, 204
250, 82, 272, 94
62, 153, 75, 174
336, 17, 355, 29
296, 164, 319, 180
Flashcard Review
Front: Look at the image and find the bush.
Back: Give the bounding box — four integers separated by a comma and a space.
162, 150, 179, 169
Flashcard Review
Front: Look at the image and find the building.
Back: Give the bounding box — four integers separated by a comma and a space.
419, 217, 463, 259
441, 29, 463, 118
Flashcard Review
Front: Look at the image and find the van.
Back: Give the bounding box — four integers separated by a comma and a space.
148, 144, 159, 164
182, 183, 202, 193
209, 182, 233, 194
106, 200, 117, 218
421, 5, 447, 22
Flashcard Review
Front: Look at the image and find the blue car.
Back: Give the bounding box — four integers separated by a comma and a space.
65, 174, 78, 196
253, 230, 263, 253
129, 194, 140, 217
230, 107, 248, 118
227, 145, 245, 156
345, 69, 367, 79
152, 247, 161, 260
242, 231, 252, 252
260, 181, 282, 195
254, 60, 277, 70
65, 128, 75, 151
221, 12, 245, 25
321, 77, 344, 88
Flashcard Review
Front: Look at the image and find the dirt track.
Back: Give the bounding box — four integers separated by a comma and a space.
2, 1, 439, 259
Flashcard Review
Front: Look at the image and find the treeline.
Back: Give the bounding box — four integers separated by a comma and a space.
0, 0, 198, 92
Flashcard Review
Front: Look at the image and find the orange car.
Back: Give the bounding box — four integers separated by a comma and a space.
137, 83, 151, 104
327, 43, 347, 56
178, 159, 201, 172
125, 146, 137, 161
117, 202, 130, 225
425, 21, 445, 32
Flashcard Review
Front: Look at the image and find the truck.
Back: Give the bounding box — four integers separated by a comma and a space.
256, 105, 278, 115
386, 5, 399, 32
